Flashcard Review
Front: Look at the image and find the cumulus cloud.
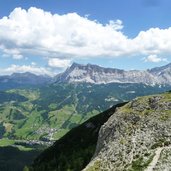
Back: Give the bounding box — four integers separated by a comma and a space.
0, 64, 53, 76
0, 7, 171, 62
48, 58, 71, 68
144, 54, 168, 63
107, 20, 123, 30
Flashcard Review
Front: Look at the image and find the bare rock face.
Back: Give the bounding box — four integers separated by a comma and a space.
55, 62, 171, 85
84, 92, 171, 171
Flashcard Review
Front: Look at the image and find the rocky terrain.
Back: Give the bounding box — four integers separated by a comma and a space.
84, 91, 171, 171
55, 62, 171, 85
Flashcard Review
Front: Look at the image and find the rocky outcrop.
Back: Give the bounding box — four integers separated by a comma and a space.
84, 92, 171, 171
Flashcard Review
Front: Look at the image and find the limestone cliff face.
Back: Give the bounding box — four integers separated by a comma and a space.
55, 62, 171, 85
84, 92, 171, 171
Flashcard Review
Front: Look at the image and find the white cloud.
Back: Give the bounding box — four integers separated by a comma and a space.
144, 54, 168, 63
0, 64, 53, 76
132, 28, 171, 55
2, 48, 23, 59
48, 58, 71, 68
107, 20, 123, 30
0, 7, 171, 61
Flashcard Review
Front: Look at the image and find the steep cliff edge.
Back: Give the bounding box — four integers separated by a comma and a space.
84, 92, 171, 171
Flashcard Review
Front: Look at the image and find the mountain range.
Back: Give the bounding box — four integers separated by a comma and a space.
1, 62, 171, 87
55, 62, 171, 85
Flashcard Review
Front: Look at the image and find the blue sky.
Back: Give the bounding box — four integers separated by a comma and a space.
0, 0, 171, 75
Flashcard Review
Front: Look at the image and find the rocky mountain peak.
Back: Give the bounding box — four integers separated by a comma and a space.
54, 62, 171, 85
69, 62, 83, 69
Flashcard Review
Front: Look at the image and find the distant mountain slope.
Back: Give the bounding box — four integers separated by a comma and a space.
1, 62, 171, 88
29, 102, 127, 171
54, 62, 171, 85
0, 72, 51, 90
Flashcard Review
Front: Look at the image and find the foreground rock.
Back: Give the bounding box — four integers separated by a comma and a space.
84, 92, 171, 171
